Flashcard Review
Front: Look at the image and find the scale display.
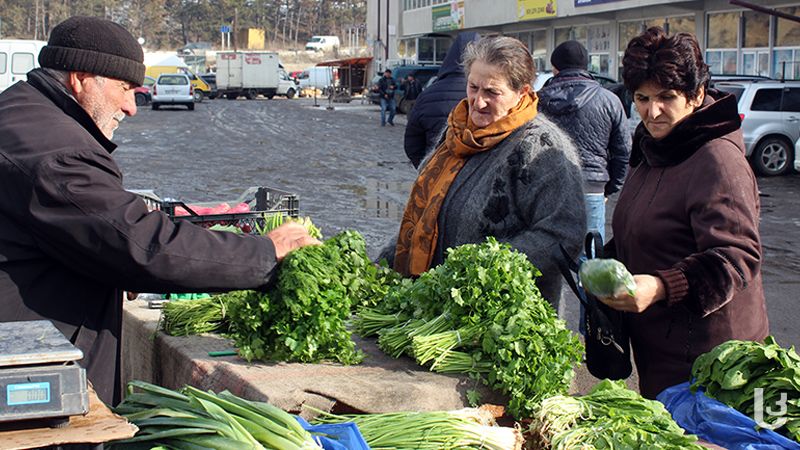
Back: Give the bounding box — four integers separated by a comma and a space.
8, 382, 51, 405
0, 321, 89, 424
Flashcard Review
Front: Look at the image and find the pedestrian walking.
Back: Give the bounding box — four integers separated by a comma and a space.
404, 32, 481, 169
400, 74, 422, 114
376, 69, 397, 126
0, 15, 319, 407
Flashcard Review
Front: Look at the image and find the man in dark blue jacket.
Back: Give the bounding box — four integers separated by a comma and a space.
403, 32, 481, 168
537, 40, 631, 245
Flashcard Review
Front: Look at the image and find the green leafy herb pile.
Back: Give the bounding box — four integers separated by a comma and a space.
226, 230, 374, 364
352, 237, 584, 420
690, 336, 800, 441
532, 379, 706, 450
159, 229, 393, 365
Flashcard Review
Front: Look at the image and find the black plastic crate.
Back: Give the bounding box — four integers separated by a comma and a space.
130, 186, 299, 234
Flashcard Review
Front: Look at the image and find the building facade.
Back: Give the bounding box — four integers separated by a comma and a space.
366, 0, 800, 81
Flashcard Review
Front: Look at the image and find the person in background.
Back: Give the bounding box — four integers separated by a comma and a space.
404, 32, 481, 169
599, 27, 769, 399
399, 74, 422, 116
375, 36, 586, 309
376, 69, 397, 126
0, 16, 319, 407
537, 40, 630, 246
537, 40, 632, 335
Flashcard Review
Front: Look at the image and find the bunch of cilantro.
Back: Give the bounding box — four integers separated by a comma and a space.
356, 237, 584, 420
226, 230, 378, 365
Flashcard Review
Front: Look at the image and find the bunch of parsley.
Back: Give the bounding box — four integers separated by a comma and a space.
356, 237, 584, 420
227, 230, 374, 365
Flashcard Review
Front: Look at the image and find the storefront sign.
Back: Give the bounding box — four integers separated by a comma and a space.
517, 0, 556, 21
432, 2, 465, 31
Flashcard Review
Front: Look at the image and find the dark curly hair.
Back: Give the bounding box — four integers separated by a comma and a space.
621, 26, 710, 100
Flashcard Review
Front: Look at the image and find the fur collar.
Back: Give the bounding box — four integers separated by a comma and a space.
630, 89, 741, 167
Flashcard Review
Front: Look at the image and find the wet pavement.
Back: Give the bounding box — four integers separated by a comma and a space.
115, 96, 800, 392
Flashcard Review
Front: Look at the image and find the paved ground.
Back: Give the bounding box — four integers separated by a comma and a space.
114, 95, 800, 395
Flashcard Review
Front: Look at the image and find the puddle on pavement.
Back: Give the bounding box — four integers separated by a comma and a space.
355, 179, 413, 220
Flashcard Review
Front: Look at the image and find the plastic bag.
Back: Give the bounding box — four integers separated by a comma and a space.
658, 381, 800, 450
579, 258, 636, 298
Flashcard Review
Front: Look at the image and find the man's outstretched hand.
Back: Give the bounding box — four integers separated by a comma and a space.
266, 221, 322, 262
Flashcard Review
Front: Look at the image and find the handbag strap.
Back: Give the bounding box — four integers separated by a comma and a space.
553, 243, 590, 309
585, 230, 604, 260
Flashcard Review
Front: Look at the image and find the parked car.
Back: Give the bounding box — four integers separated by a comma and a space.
151, 73, 195, 111
794, 137, 800, 173
178, 42, 212, 55
198, 73, 218, 99
368, 64, 441, 113
133, 75, 154, 106
714, 79, 800, 176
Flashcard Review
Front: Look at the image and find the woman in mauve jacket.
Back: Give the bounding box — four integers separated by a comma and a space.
600, 27, 769, 399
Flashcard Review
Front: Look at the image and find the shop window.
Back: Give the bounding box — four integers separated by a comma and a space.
775, 7, 800, 47
708, 12, 739, 49
773, 49, 798, 80
743, 11, 769, 48
418, 39, 434, 63
435, 39, 450, 63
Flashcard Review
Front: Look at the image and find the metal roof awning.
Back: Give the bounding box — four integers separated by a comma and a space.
316, 57, 373, 68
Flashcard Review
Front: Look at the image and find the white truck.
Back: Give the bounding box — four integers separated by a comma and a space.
0, 39, 47, 93
216, 51, 299, 100
305, 36, 340, 52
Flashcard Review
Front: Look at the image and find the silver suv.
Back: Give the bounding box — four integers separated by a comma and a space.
714, 80, 800, 176
151, 74, 195, 111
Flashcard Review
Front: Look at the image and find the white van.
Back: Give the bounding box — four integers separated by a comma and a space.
0, 40, 47, 92
305, 36, 340, 52
298, 66, 336, 91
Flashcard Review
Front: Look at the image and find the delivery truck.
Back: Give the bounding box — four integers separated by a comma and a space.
216, 51, 298, 100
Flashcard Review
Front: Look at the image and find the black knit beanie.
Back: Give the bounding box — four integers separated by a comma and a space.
550, 40, 589, 71
38, 16, 145, 86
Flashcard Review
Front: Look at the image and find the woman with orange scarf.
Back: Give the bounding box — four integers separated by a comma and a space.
376, 36, 586, 308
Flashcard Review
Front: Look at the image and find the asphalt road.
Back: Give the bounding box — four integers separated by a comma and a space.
114, 96, 800, 394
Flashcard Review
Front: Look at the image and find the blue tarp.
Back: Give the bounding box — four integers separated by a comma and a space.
295, 417, 371, 450
658, 382, 800, 450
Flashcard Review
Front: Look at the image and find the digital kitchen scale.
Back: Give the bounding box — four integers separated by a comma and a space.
0, 320, 90, 428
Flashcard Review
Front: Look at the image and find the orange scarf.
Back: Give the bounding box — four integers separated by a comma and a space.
394, 92, 539, 277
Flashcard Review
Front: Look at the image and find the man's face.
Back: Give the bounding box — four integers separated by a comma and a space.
74, 74, 137, 140
408, 76, 414, 82
384, 71, 392, 78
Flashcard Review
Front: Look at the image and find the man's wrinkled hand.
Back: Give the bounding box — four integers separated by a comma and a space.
266, 221, 322, 262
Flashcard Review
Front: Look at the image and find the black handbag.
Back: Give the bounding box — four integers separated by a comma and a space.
554, 231, 633, 380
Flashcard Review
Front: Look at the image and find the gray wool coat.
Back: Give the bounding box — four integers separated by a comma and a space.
376, 114, 587, 307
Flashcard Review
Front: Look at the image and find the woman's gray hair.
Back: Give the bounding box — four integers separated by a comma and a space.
461, 36, 535, 92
